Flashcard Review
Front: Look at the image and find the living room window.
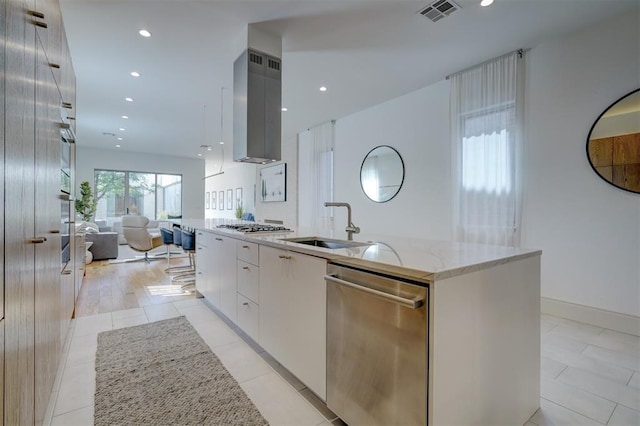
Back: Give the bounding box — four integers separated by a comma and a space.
94, 169, 182, 222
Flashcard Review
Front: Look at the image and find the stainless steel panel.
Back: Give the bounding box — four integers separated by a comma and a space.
233, 50, 248, 161
326, 264, 428, 426
233, 48, 281, 163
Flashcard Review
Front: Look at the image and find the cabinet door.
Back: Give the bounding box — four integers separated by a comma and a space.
284, 252, 327, 400
34, 35, 63, 425
218, 236, 237, 323
4, 3, 37, 424
258, 245, 287, 361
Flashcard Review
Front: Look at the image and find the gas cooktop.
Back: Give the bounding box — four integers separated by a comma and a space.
216, 223, 292, 234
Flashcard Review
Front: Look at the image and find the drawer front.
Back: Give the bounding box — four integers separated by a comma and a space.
237, 294, 259, 342
237, 260, 259, 303
196, 230, 216, 247
237, 240, 259, 266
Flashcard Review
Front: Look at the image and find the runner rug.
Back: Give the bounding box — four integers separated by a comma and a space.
94, 316, 268, 425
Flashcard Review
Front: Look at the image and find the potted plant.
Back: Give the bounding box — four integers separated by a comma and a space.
75, 181, 97, 222
235, 202, 244, 219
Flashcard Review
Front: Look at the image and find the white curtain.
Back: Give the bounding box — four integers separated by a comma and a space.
450, 51, 525, 246
298, 121, 334, 232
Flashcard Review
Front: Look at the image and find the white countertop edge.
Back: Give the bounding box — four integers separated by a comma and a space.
186, 221, 541, 284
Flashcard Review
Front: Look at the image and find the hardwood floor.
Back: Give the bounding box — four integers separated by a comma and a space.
74, 249, 195, 317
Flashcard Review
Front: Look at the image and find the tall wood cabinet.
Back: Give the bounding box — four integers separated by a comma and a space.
2, 0, 77, 423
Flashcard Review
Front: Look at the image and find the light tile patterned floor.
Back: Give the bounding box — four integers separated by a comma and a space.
44, 302, 640, 425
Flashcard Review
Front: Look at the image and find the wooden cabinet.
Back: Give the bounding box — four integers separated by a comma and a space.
2, 0, 76, 423
259, 245, 327, 400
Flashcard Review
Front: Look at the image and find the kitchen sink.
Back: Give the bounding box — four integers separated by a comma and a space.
281, 237, 371, 250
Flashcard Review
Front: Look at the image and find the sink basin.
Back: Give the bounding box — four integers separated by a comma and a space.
281, 237, 371, 250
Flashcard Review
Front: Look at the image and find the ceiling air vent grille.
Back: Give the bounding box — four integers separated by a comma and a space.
249, 52, 263, 65
268, 59, 280, 71
417, 0, 460, 22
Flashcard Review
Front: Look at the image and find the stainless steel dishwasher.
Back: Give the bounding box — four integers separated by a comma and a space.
325, 263, 428, 426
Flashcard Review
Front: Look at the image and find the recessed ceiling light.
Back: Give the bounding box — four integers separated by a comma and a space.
197, 153, 202, 157
207, 147, 213, 151
281, 107, 288, 112
319, 86, 327, 92
138, 29, 151, 38
117, 137, 123, 141
125, 97, 134, 102
122, 115, 128, 119
219, 141, 224, 145
130, 71, 140, 77
116, 144, 121, 148
119, 128, 125, 131
480, 0, 494, 6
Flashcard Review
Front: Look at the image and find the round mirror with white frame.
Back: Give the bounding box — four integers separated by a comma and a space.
360, 145, 405, 203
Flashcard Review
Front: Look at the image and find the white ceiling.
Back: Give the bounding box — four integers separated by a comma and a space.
60, 0, 638, 167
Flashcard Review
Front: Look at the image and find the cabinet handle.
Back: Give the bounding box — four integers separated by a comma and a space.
33, 20, 48, 28
62, 102, 73, 109
49, 230, 60, 234
61, 270, 72, 275
242, 302, 249, 306
30, 237, 47, 244
242, 266, 250, 270
278, 255, 291, 260
215, 238, 223, 241
242, 245, 250, 249
28, 10, 45, 18
49, 63, 60, 69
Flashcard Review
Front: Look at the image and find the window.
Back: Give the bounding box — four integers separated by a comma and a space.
298, 121, 334, 231
450, 51, 524, 246
94, 169, 182, 222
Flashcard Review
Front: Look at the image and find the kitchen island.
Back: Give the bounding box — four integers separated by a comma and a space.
180, 218, 541, 426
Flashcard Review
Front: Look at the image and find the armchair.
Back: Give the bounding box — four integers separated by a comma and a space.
120, 215, 164, 262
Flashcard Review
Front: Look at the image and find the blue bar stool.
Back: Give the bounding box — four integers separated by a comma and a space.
171, 228, 196, 290
164, 225, 192, 274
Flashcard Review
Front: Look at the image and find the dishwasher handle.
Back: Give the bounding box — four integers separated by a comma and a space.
325, 274, 423, 309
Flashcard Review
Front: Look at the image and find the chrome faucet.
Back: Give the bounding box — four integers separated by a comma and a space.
324, 202, 360, 240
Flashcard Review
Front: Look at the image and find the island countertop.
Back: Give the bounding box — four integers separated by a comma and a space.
176, 218, 541, 283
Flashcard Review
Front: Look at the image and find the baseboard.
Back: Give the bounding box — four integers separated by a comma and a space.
541, 297, 640, 336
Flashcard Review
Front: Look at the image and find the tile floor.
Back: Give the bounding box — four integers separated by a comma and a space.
44, 300, 640, 426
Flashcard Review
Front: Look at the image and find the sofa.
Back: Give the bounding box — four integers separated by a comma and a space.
85, 232, 119, 260
82, 222, 118, 260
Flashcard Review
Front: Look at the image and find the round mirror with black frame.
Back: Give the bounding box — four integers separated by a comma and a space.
360, 145, 405, 203
586, 88, 640, 194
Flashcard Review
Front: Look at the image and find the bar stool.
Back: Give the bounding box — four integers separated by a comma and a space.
164, 225, 191, 274
171, 228, 196, 290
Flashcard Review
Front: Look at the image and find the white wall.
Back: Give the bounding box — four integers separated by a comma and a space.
522, 11, 639, 317
204, 162, 257, 220
76, 147, 205, 219
334, 80, 452, 241
254, 130, 298, 226
279, 11, 639, 318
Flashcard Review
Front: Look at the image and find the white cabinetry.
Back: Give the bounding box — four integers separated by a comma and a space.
196, 231, 236, 318
237, 241, 260, 341
195, 230, 215, 302
259, 245, 327, 400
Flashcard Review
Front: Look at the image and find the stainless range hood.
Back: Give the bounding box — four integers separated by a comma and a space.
233, 32, 282, 164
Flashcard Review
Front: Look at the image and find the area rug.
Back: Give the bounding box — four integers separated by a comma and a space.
94, 316, 268, 426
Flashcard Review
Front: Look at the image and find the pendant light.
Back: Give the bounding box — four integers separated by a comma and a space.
203, 87, 226, 179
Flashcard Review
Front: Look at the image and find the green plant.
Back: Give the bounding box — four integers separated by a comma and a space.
235, 202, 244, 219
75, 181, 97, 222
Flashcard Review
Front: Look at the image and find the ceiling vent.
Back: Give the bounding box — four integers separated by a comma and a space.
417, 0, 461, 22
